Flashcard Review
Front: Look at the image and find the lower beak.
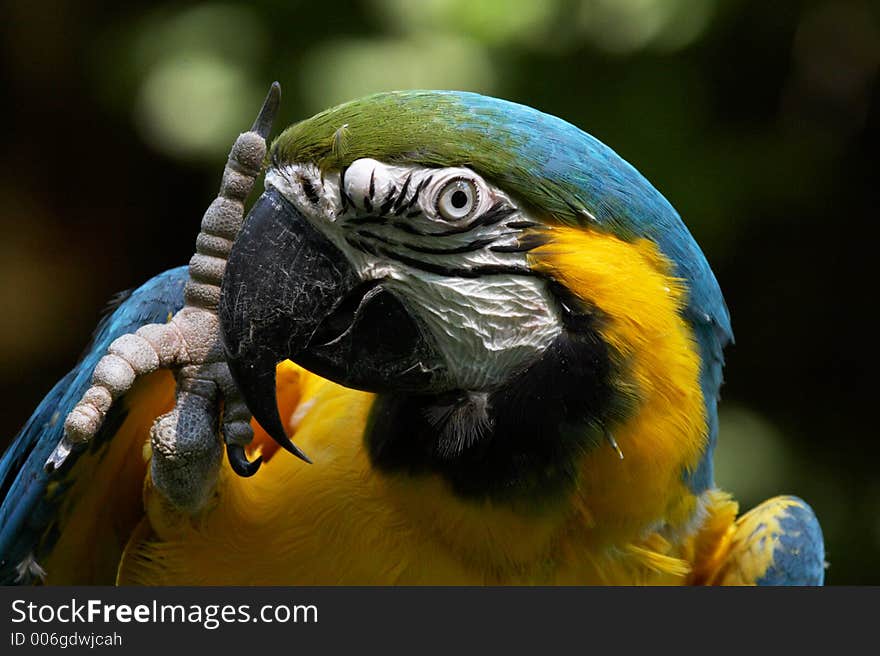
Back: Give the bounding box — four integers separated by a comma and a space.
219, 188, 442, 459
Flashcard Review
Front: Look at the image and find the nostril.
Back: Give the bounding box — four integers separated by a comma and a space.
298, 173, 321, 206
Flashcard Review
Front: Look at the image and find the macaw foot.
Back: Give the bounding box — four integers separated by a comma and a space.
44, 83, 284, 513
148, 361, 254, 513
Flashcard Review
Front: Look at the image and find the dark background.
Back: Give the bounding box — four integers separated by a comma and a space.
1, 1, 876, 583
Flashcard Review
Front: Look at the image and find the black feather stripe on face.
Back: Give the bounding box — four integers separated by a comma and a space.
364, 288, 634, 507
374, 248, 536, 279
339, 198, 540, 278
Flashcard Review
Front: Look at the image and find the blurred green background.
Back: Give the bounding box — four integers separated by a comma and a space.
1, 0, 876, 582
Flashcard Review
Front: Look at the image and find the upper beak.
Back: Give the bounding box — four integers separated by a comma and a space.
219, 188, 442, 460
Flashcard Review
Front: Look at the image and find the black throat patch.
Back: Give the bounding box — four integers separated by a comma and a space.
364, 287, 625, 506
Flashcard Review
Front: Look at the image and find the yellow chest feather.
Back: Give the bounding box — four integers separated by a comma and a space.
123, 370, 700, 585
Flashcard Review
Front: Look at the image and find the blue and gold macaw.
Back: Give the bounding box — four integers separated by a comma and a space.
0, 85, 825, 585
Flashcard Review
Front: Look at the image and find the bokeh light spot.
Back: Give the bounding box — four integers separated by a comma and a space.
131, 3, 267, 70
127, 3, 268, 160
577, 0, 714, 54
373, 0, 559, 46
135, 54, 260, 160
299, 34, 496, 113
714, 405, 792, 504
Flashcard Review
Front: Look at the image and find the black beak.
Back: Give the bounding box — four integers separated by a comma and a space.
220, 188, 442, 460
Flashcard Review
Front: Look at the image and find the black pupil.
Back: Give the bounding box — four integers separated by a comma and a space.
450, 190, 468, 209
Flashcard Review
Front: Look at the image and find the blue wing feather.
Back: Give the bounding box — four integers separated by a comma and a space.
756, 496, 826, 586
0, 266, 187, 583
716, 495, 826, 585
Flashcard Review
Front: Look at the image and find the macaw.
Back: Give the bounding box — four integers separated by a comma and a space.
0, 84, 825, 585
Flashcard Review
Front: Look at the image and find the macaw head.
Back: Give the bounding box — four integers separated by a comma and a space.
220, 90, 732, 506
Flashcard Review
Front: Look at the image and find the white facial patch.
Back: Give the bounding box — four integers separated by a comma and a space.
265, 159, 562, 392
384, 274, 561, 390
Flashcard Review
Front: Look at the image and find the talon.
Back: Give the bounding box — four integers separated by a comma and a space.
226, 443, 263, 477
251, 82, 281, 140
279, 437, 311, 464
224, 356, 312, 464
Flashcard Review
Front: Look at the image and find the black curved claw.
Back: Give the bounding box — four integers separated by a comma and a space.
226, 443, 263, 477
251, 81, 281, 140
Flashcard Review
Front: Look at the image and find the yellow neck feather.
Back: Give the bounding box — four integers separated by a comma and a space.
529, 226, 708, 541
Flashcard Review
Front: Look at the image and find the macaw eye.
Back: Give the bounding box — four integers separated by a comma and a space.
435, 178, 479, 221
